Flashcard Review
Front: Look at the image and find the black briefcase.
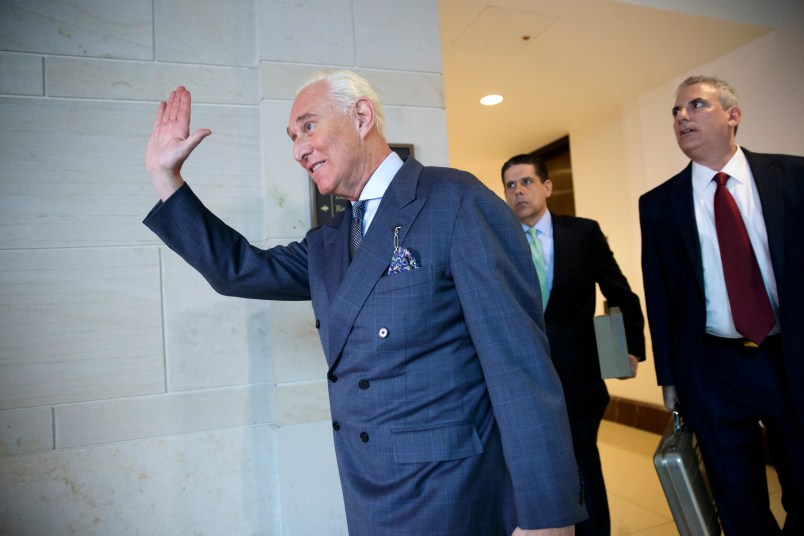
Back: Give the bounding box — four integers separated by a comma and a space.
653, 411, 721, 536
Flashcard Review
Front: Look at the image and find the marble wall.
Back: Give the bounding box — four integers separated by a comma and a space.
0, 1, 447, 534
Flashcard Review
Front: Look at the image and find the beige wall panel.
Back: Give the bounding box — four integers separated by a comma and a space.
268, 299, 327, 384
0, 0, 152, 60
55, 384, 274, 448
161, 249, 274, 391
354, 0, 443, 73
46, 57, 258, 104
276, 421, 347, 535
154, 0, 257, 67
0, 426, 279, 534
275, 380, 330, 427
0, 97, 262, 249
0, 53, 43, 96
0, 406, 53, 457
0, 247, 164, 409
257, 0, 354, 66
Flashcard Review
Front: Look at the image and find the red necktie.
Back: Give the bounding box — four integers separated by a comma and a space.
712, 172, 775, 344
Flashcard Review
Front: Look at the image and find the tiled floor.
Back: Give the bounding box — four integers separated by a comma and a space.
598, 420, 785, 535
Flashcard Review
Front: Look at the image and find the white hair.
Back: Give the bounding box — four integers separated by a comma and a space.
297, 70, 386, 137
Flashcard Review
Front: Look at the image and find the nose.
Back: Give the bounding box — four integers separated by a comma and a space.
293, 138, 311, 163
675, 106, 689, 122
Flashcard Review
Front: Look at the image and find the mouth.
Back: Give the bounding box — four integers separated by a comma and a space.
309, 161, 324, 174
678, 127, 694, 136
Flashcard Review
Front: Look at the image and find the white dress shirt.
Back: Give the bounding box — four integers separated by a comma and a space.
691, 146, 780, 337
351, 151, 403, 235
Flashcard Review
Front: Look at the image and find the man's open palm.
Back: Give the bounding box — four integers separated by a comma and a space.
146, 86, 211, 200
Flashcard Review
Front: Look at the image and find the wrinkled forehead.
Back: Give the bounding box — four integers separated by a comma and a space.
287, 83, 329, 132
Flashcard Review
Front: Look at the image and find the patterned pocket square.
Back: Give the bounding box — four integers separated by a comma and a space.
387, 225, 420, 275
388, 246, 419, 275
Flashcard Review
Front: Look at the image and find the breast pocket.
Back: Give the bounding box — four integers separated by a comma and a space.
374, 265, 433, 293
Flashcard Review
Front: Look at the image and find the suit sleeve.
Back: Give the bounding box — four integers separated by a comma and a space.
449, 184, 586, 529
638, 194, 674, 386
589, 221, 646, 360
143, 183, 311, 301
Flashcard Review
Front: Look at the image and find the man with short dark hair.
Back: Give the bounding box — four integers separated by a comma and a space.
502, 153, 645, 536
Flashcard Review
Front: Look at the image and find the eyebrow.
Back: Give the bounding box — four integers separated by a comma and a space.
286, 112, 316, 139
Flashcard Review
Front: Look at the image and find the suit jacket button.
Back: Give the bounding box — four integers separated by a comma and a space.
315, 319, 320, 329
378, 327, 389, 339
328, 372, 338, 383
360, 432, 369, 442
359, 379, 370, 390
332, 421, 340, 431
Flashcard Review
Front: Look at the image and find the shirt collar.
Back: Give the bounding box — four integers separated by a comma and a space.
521, 210, 553, 237
356, 151, 404, 202
691, 145, 748, 194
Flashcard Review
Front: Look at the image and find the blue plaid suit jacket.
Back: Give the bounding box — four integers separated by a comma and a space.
145, 157, 586, 535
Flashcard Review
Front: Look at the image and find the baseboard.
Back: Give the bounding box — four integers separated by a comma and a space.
603, 395, 669, 435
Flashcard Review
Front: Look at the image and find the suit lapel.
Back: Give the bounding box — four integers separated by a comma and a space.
326, 158, 427, 364
671, 164, 705, 293
746, 149, 785, 283
321, 211, 351, 303
546, 217, 571, 316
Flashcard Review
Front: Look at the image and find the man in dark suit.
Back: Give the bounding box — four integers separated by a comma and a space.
501, 154, 645, 536
144, 71, 586, 535
639, 75, 804, 535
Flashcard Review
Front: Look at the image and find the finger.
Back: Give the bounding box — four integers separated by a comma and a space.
163, 89, 177, 125
179, 86, 192, 127
168, 86, 186, 123
184, 128, 212, 152
153, 101, 167, 128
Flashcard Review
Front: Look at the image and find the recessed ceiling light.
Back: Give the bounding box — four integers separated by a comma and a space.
480, 94, 504, 106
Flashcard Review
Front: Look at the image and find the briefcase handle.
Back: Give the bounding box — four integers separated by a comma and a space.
672, 410, 684, 434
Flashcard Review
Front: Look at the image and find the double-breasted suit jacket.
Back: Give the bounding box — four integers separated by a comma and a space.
639, 149, 804, 428
545, 215, 645, 419
145, 157, 586, 535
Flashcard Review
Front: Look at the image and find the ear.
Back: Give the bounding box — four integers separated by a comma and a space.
353, 97, 376, 137
543, 179, 554, 198
727, 105, 741, 129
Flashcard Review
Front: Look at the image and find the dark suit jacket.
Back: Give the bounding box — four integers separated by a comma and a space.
145, 158, 586, 535
545, 216, 645, 418
639, 149, 804, 428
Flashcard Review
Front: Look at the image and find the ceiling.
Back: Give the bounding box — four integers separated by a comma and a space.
438, 0, 778, 174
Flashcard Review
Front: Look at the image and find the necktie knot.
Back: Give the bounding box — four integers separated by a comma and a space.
714, 171, 729, 187
352, 200, 366, 222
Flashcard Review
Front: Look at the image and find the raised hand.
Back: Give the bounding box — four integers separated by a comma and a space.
146, 86, 211, 200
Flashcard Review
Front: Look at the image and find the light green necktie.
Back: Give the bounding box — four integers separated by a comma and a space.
528, 227, 549, 310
